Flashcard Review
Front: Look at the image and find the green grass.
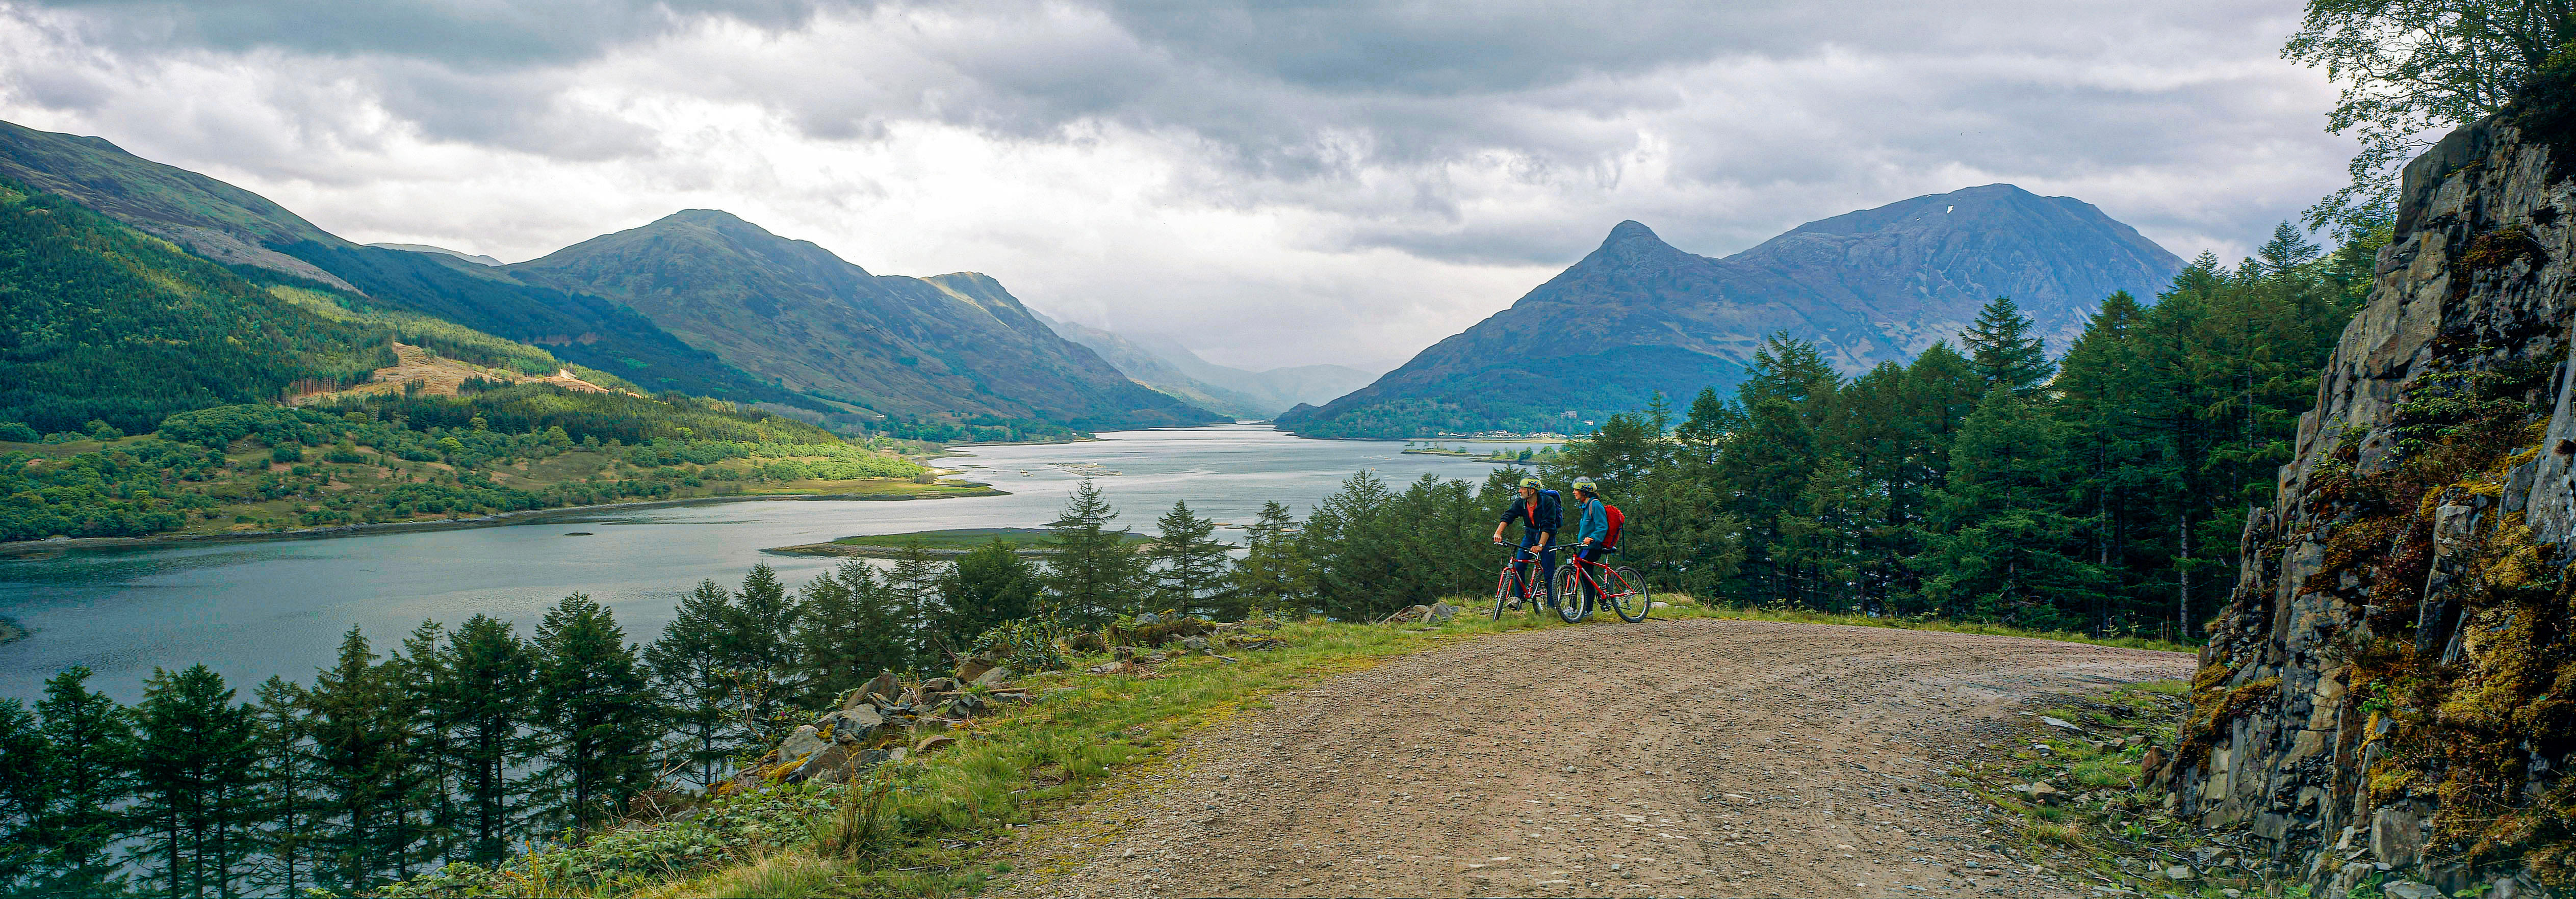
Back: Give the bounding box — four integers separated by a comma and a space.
827, 528, 1148, 550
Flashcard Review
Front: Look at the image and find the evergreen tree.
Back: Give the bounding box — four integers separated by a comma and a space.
1298, 471, 1402, 621
791, 561, 913, 703
394, 621, 456, 870
886, 543, 947, 661
128, 665, 259, 899
303, 628, 417, 893
246, 677, 320, 899
1227, 501, 1310, 616
941, 540, 1042, 642
1914, 388, 2103, 627
1961, 296, 2055, 392
645, 581, 738, 788
1040, 480, 1145, 626
719, 565, 801, 760
532, 593, 660, 832
1147, 500, 1233, 617
429, 616, 540, 863
32, 664, 134, 897
0, 698, 46, 892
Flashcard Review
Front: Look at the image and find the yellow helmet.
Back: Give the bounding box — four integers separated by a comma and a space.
1572, 477, 1599, 493
1519, 477, 1542, 489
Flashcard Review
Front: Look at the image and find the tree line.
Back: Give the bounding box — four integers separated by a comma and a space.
1525, 225, 2380, 638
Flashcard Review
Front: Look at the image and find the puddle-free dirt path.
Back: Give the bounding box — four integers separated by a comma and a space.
988, 616, 2191, 898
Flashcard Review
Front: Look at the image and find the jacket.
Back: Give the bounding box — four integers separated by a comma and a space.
1498, 489, 1562, 534
1573, 497, 1608, 545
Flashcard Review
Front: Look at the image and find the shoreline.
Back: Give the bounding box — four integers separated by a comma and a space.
0, 482, 1010, 558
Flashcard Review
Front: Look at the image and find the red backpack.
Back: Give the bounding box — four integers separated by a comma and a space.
1602, 503, 1625, 548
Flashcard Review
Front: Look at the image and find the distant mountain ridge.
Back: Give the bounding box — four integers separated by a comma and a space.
370, 243, 502, 266
1029, 313, 1378, 418
1278, 184, 2183, 438
0, 118, 1221, 435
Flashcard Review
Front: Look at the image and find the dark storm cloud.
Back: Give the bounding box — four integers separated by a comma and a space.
33, 0, 833, 64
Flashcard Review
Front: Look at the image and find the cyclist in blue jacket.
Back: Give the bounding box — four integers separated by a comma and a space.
1489, 476, 1561, 605
1568, 477, 1609, 605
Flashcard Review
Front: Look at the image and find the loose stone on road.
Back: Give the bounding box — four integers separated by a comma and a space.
988, 617, 2192, 898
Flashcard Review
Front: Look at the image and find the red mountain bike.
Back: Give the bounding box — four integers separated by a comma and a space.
1556, 545, 1652, 623
1491, 540, 1553, 620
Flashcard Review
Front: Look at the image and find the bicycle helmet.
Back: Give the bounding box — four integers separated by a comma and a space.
1519, 477, 1542, 489
1572, 477, 1599, 494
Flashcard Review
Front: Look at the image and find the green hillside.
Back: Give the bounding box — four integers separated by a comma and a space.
0, 177, 391, 434
507, 211, 1222, 431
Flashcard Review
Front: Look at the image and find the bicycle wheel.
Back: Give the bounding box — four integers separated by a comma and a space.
1493, 567, 1522, 621
1608, 566, 1652, 622
1554, 566, 1591, 622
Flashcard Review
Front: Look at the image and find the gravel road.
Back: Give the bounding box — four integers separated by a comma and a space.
987, 617, 2192, 899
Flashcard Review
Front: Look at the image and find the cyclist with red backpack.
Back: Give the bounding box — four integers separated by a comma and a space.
1568, 477, 1623, 604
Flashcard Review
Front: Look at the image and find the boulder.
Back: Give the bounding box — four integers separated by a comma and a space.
777, 724, 830, 761
2382, 882, 2441, 899
972, 666, 1013, 688
921, 676, 962, 694
1428, 601, 1459, 624
956, 656, 994, 684
784, 743, 853, 783
856, 671, 899, 707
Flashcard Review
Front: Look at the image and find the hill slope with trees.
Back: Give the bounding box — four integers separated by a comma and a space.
1280, 185, 2183, 438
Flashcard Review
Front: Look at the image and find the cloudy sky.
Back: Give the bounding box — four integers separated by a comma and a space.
0, 0, 2350, 372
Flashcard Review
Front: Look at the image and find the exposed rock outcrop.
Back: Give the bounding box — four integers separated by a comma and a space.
2167, 113, 2576, 898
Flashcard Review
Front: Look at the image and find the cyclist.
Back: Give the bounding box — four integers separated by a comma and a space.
1568, 477, 1611, 606
1489, 476, 1561, 605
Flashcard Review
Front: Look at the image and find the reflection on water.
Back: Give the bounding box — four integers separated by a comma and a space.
0, 425, 1540, 701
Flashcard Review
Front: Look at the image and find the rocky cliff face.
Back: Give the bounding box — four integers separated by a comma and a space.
2165, 115, 2576, 898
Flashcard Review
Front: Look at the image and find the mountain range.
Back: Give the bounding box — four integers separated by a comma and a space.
0, 119, 1220, 435
1030, 312, 1377, 418
1277, 184, 2184, 438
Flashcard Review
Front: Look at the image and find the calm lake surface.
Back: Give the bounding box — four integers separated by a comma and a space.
0, 425, 1547, 702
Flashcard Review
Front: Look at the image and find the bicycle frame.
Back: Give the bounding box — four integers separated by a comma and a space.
1493, 540, 1551, 600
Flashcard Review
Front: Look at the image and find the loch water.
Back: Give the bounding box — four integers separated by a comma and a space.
0, 425, 1550, 702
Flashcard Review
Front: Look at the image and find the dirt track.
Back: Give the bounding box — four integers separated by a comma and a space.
988, 617, 2192, 898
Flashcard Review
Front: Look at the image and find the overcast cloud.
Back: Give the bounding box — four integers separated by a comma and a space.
0, 0, 2351, 371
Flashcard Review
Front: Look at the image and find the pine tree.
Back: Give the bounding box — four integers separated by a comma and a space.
1147, 500, 1232, 617
1227, 501, 1310, 617
941, 541, 1041, 643
1960, 296, 2055, 392
32, 664, 134, 896
394, 621, 457, 870
646, 580, 738, 788
0, 698, 46, 893
303, 628, 417, 893
1040, 480, 1145, 626
719, 564, 801, 760
791, 562, 912, 703
886, 543, 947, 663
532, 593, 661, 832
1914, 387, 2102, 627
431, 616, 540, 863
128, 664, 260, 899
1298, 471, 1402, 621
246, 677, 320, 899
